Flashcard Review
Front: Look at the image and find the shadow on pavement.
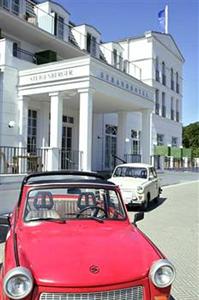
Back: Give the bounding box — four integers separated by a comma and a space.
170, 296, 176, 300
127, 197, 167, 213
145, 197, 167, 213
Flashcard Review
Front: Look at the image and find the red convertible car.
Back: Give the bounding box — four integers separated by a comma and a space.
0, 171, 175, 300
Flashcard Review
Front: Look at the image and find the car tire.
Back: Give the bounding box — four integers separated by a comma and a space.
143, 193, 150, 210
154, 188, 161, 204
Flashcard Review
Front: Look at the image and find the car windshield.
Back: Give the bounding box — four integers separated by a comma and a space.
113, 167, 147, 179
24, 186, 126, 222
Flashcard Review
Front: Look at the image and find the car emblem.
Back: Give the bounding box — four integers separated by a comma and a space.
89, 265, 100, 274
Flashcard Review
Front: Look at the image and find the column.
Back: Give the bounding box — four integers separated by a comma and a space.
41, 102, 50, 148
78, 88, 93, 171
18, 95, 29, 173
48, 92, 63, 171
141, 109, 152, 164
18, 95, 29, 148
117, 112, 129, 161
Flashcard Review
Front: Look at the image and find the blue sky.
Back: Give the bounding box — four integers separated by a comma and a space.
56, 0, 198, 126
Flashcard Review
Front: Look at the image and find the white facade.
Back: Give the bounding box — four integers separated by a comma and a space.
0, 1, 184, 173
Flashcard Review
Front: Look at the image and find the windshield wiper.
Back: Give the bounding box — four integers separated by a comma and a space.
26, 217, 66, 223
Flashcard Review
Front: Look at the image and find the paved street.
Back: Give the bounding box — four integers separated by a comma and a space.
0, 174, 198, 299
129, 180, 199, 300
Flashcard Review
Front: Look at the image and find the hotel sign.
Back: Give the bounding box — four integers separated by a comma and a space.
19, 65, 89, 86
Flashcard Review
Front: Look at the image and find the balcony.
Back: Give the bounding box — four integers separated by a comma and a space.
0, 0, 85, 60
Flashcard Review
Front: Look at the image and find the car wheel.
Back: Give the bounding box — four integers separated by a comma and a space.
154, 188, 161, 204
143, 193, 150, 210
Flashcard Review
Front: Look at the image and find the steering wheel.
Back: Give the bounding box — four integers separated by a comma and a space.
33, 191, 54, 210
76, 205, 107, 219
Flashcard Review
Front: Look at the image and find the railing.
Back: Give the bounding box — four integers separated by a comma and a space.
13, 46, 36, 64
60, 149, 82, 171
124, 154, 141, 163
0, 146, 49, 174
0, 0, 141, 79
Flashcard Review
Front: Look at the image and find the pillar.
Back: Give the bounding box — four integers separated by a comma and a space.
141, 109, 152, 164
78, 88, 93, 171
48, 92, 63, 170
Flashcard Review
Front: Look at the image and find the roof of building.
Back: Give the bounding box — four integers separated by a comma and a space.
117, 31, 185, 62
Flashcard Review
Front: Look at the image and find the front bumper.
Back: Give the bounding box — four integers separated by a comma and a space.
121, 190, 145, 206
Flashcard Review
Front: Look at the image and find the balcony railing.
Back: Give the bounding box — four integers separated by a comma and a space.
13, 45, 36, 64
0, 0, 142, 79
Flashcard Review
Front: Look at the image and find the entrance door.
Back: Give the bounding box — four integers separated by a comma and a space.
105, 125, 117, 170
61, 126, 72, 169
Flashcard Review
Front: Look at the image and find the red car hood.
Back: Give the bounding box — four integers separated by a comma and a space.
17, 221, 160, 287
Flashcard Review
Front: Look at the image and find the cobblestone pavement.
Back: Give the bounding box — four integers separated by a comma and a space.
129, 181, 199, 300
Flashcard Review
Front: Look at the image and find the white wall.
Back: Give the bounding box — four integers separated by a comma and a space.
37, 1, 70, 42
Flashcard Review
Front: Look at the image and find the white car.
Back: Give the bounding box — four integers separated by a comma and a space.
109, 163, 162, 209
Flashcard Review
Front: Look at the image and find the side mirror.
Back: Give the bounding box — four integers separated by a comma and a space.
133, 212, 144, 226
0, 214, 11, 243
148, 176, 153, 181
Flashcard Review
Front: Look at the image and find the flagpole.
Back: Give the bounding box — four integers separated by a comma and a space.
165, 5, 169, 34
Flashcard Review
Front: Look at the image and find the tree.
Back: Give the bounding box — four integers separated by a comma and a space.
183, 122, 199, 157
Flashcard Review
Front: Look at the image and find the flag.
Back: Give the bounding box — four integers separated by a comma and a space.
158, 8, 165, 32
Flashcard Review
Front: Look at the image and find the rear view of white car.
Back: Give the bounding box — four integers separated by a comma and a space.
109, 163, 162, 209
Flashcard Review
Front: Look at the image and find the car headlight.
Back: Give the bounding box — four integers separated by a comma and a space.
3, 267, 33, 299
137, 186, 144, 194
150, 259, 176, 288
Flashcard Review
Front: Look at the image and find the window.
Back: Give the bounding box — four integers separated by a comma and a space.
27, 110, 37, 154
155, 57, 159, 81
11, 0, 19, 14
176, 99, 179, 122
162, 92, 166, 117
105, 125, 117, 169
171, 97, 174, 120
12, 42, 18, 57
155, 89, 159, 115
172, 137, 178, 147
54, 12, 64, 39
171, 68, 174, 90
176, 72, 179, 93
3, 0, 10, 10
87, 33, 97, 56
162, 61, 166, 85
113, 49, 117, 68
157, 134, 164, 146
131, 130, 140, 154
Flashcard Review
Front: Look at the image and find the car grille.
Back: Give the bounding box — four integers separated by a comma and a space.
39, 286, 143, 300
